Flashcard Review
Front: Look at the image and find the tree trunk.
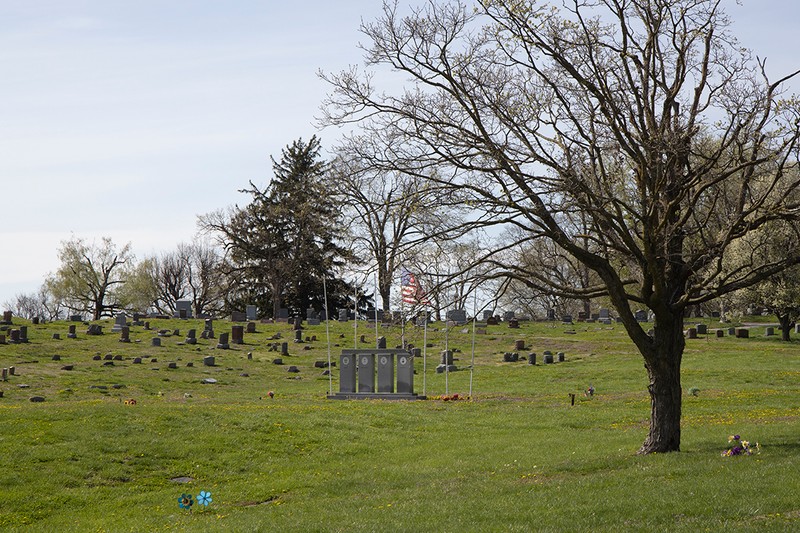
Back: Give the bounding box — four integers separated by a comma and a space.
639, 316, 684, 454
778, 313, 792, 342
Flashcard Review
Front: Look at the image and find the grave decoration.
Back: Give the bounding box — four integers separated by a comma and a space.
721, 434, 759, 457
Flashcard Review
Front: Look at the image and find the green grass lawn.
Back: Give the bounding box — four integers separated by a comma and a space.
1, 317, 798, 531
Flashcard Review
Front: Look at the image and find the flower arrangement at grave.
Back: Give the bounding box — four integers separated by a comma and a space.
585, 385, 595, 397
721, 434, 760, 457
178, 490, 212, 512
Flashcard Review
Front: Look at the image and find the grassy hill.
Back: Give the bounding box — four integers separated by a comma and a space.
1, 316, 798, 531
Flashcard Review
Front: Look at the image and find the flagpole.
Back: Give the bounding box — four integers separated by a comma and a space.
470, 289, 477, 399
353, 283, 358, 349
423, 308, 427, 397
323, 277, 333, 396
374, 270, 379, 348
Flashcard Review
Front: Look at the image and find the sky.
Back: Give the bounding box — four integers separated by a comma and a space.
2, 1, 800, 307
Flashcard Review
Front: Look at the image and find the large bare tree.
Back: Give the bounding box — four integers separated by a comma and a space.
322, 0, 800, 453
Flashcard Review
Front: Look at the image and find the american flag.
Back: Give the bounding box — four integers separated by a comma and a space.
401, 268, 428, 305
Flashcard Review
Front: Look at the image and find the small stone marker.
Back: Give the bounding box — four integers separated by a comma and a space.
246, 322, 256, 334
217, 332, 230, 349
203, 356, 215, 367
52, 333, 60, 340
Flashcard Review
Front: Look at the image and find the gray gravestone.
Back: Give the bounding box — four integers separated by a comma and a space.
175, 300, 193, 319
396, 352, 414, 394
185, 329, 197, 345
111, 313, 127, 333
151, 337, 161, 347
230, 311, 246, 322
246, 305, 258, 321
119, 326, 130, 343
446, 309, 468, 325
357, 353, 375, 393
696, 324, 708, 335
377, 352, 395, 393
339, 353, 356, 393
338, 309, 349, 322
277, 308, 290, 321
217, 332, 230, 349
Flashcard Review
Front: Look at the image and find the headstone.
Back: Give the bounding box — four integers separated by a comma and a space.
634, 309, 648, 322
339, 353, 356, 393
728, 327, 736, 336
765, 327, 775, 336
231, 325, 244, 344
543, 353, 554, 364
1, 311, 12, 324
396, 352, 415, 394
294, 329, 303, 343
31, 317, 40, 325
246, 322, 256, 334
508, 319, 520, 329
152, 337, 161, 347
503, 311, 516, 322
18, 326, 28, 343
483, 310, 493, 320
437, 350, 456, 372
446, 309, 468, 325
277, 308, 290, 322
338, 309, 349, 322
561, 315, 573, 324
486, 316, 499, 325
246, 305, 258, 321
203, 356, 215, 367
9, 330, 21, 343
69, 314, 83, 322
307, 318, 321, 326
230, 311, 246, 322
86, 324, 103, 335
281, 342, 289, 355
547, 309, 556, 321
185, 329, 197, 345
377, 353, 395, 393
377, 336, 387, 349
696, 324, 708, 335
716, 329, 724, 338
686, 328, 697, 339
52, 333, 60, 340
175, 300, 193, 319
599, 308, 610, 320
133, 357, 142, 364
217, 332, 230, 349
515, 339, 525, 350
357, 353, 376, 393
111, 313, 127, 332
528, 353, 536, 365
735, 328, 749, 339
557, 352, 565, 362
67, 325, 77, 339
0, 334, 5, 344
119, 326, 131, 343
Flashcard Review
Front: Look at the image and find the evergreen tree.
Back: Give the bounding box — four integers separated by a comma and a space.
201, 136, 354, 317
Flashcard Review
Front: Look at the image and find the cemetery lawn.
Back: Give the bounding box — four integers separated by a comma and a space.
1, 317, 799, 532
